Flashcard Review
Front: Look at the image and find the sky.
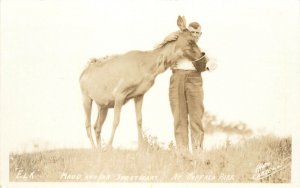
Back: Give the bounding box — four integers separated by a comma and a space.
1, 0, 300, 153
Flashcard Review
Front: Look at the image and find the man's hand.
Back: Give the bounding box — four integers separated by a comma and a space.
206, 61, 218, 72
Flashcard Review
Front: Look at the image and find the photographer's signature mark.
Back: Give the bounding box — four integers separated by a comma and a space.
252, 157, 291, 180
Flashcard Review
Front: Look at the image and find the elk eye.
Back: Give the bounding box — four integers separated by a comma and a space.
188, 40, 194, 44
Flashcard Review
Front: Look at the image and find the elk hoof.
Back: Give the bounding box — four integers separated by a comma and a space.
102, 145, 113, 152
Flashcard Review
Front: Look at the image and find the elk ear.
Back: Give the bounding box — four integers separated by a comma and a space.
177, 16, 187, 31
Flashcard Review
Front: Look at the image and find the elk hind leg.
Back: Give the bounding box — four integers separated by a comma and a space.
94, 105, 108, 149
83, 95, 96, 148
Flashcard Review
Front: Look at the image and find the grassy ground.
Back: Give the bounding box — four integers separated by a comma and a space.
9, 135, 291, 183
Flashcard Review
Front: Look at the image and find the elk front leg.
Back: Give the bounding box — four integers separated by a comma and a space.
134, 95, 144, 149
106, 97, 125, 149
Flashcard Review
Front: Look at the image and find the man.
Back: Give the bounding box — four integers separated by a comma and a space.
169, 21, 217, 155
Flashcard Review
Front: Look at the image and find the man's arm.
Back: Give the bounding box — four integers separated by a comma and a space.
192, 52, 218, 72
192, 52, 208, 72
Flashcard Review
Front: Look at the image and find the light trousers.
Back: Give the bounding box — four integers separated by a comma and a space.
169, 70, 204, 153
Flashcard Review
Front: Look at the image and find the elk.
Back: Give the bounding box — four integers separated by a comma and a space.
79, 16, 204, 149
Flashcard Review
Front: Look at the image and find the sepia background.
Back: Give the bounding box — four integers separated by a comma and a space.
1, 0, 300, 186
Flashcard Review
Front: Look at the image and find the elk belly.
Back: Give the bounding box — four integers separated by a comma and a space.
129, 79, 155, 98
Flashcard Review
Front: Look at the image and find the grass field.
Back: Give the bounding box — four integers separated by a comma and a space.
9, 134, 291, 183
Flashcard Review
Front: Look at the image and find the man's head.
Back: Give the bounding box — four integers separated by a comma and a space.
188, 22, 202, 42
